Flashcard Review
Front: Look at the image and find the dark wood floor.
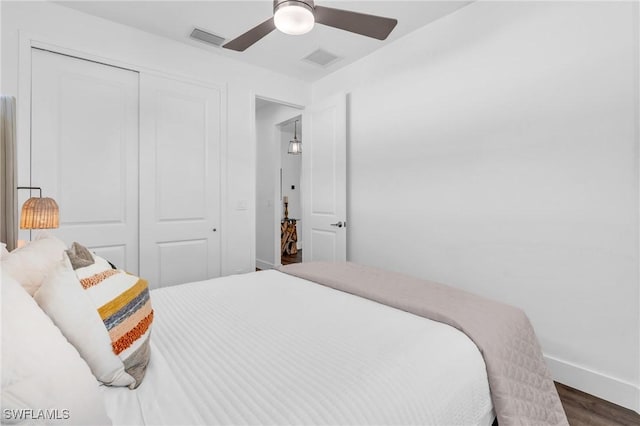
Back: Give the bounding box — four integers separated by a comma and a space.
281, 249, 302, 266
256, 250, 302, 271
555, 382, 640, 426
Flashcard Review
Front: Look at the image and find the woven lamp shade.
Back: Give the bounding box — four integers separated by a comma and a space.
20, 197, 59, 229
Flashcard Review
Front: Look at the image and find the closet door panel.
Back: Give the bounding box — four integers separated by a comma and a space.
157, 239, 208, 287
140, 74, 222, 288
155, 94, 207, 221
31, 48, 139, 271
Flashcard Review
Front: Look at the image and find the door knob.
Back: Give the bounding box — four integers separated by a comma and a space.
330, 221, 344, 228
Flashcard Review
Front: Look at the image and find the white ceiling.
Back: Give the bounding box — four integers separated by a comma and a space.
57, 1, 471, 82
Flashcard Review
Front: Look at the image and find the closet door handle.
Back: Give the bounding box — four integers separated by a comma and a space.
330, 221, 344, 228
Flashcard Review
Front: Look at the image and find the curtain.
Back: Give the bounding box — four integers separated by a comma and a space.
1, 96, 17, 251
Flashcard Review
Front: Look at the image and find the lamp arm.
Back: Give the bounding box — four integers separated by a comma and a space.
17, 186, 42, 198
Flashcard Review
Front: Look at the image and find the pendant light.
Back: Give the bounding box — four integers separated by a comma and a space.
288, 120, 302, 155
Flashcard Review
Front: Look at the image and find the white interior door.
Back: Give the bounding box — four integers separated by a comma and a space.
139, 74, 222, 288
302, 94, 347, 262
31, 48, 139, 271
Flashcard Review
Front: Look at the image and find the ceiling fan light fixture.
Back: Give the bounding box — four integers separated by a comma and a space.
274, 0, 315, 35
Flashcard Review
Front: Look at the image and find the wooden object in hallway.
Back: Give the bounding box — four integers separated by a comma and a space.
281, 219, 298, 256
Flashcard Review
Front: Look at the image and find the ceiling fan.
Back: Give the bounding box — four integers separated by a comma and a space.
223, 0, 398, 52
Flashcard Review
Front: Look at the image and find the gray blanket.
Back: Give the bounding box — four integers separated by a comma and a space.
280, 262, 568, 426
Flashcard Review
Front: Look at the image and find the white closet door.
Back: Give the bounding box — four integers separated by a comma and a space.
31, 49, 139, 271
139, 74, 222, 289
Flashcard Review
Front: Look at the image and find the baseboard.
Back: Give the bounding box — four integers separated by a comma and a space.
545, 354, 639, 413
297, 241, 303, 250
256, 259, 276, 270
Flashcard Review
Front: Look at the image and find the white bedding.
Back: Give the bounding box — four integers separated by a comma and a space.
102, 270, 494, 425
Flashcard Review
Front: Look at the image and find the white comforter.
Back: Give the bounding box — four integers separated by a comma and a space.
102, 270, 493, 425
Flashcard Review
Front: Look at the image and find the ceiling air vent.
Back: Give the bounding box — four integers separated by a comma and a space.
303, 48, 341, 67
190, 28, 226, 48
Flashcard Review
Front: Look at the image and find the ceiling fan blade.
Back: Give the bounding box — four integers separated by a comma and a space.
223, 17, 276, 52
314, 6, 398, 41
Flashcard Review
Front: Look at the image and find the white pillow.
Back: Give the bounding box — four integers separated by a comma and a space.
0, 234, 66, 295
35, 253, 152, 388
1, 243, 9, 259
1, 271, 112, 425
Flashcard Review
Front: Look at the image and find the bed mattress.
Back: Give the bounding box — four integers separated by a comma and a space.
102, 270, 494, 425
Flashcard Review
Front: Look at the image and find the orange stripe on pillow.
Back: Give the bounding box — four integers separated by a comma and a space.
98, 279, 148, 320
80, 269, 119, 289
108, 300, 153, 342
112, 310, 154, 355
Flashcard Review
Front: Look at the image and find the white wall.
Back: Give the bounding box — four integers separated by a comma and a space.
1, 0, 311, 275
255, 102, 301, 269
313, 0, 640, 411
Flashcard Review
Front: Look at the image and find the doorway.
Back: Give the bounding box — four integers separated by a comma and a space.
255, 97, 303, 270
279, 118, 303, 266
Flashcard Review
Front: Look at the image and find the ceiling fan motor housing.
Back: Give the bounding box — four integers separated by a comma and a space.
273, 0, 315, 14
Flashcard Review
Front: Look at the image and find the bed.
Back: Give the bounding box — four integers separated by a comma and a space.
1, 235, 567, 426
101, 270, 494, 425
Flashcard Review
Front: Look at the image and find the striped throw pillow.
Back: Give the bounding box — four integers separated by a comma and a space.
74, 255, 153, 386
35, 250, 153, 389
